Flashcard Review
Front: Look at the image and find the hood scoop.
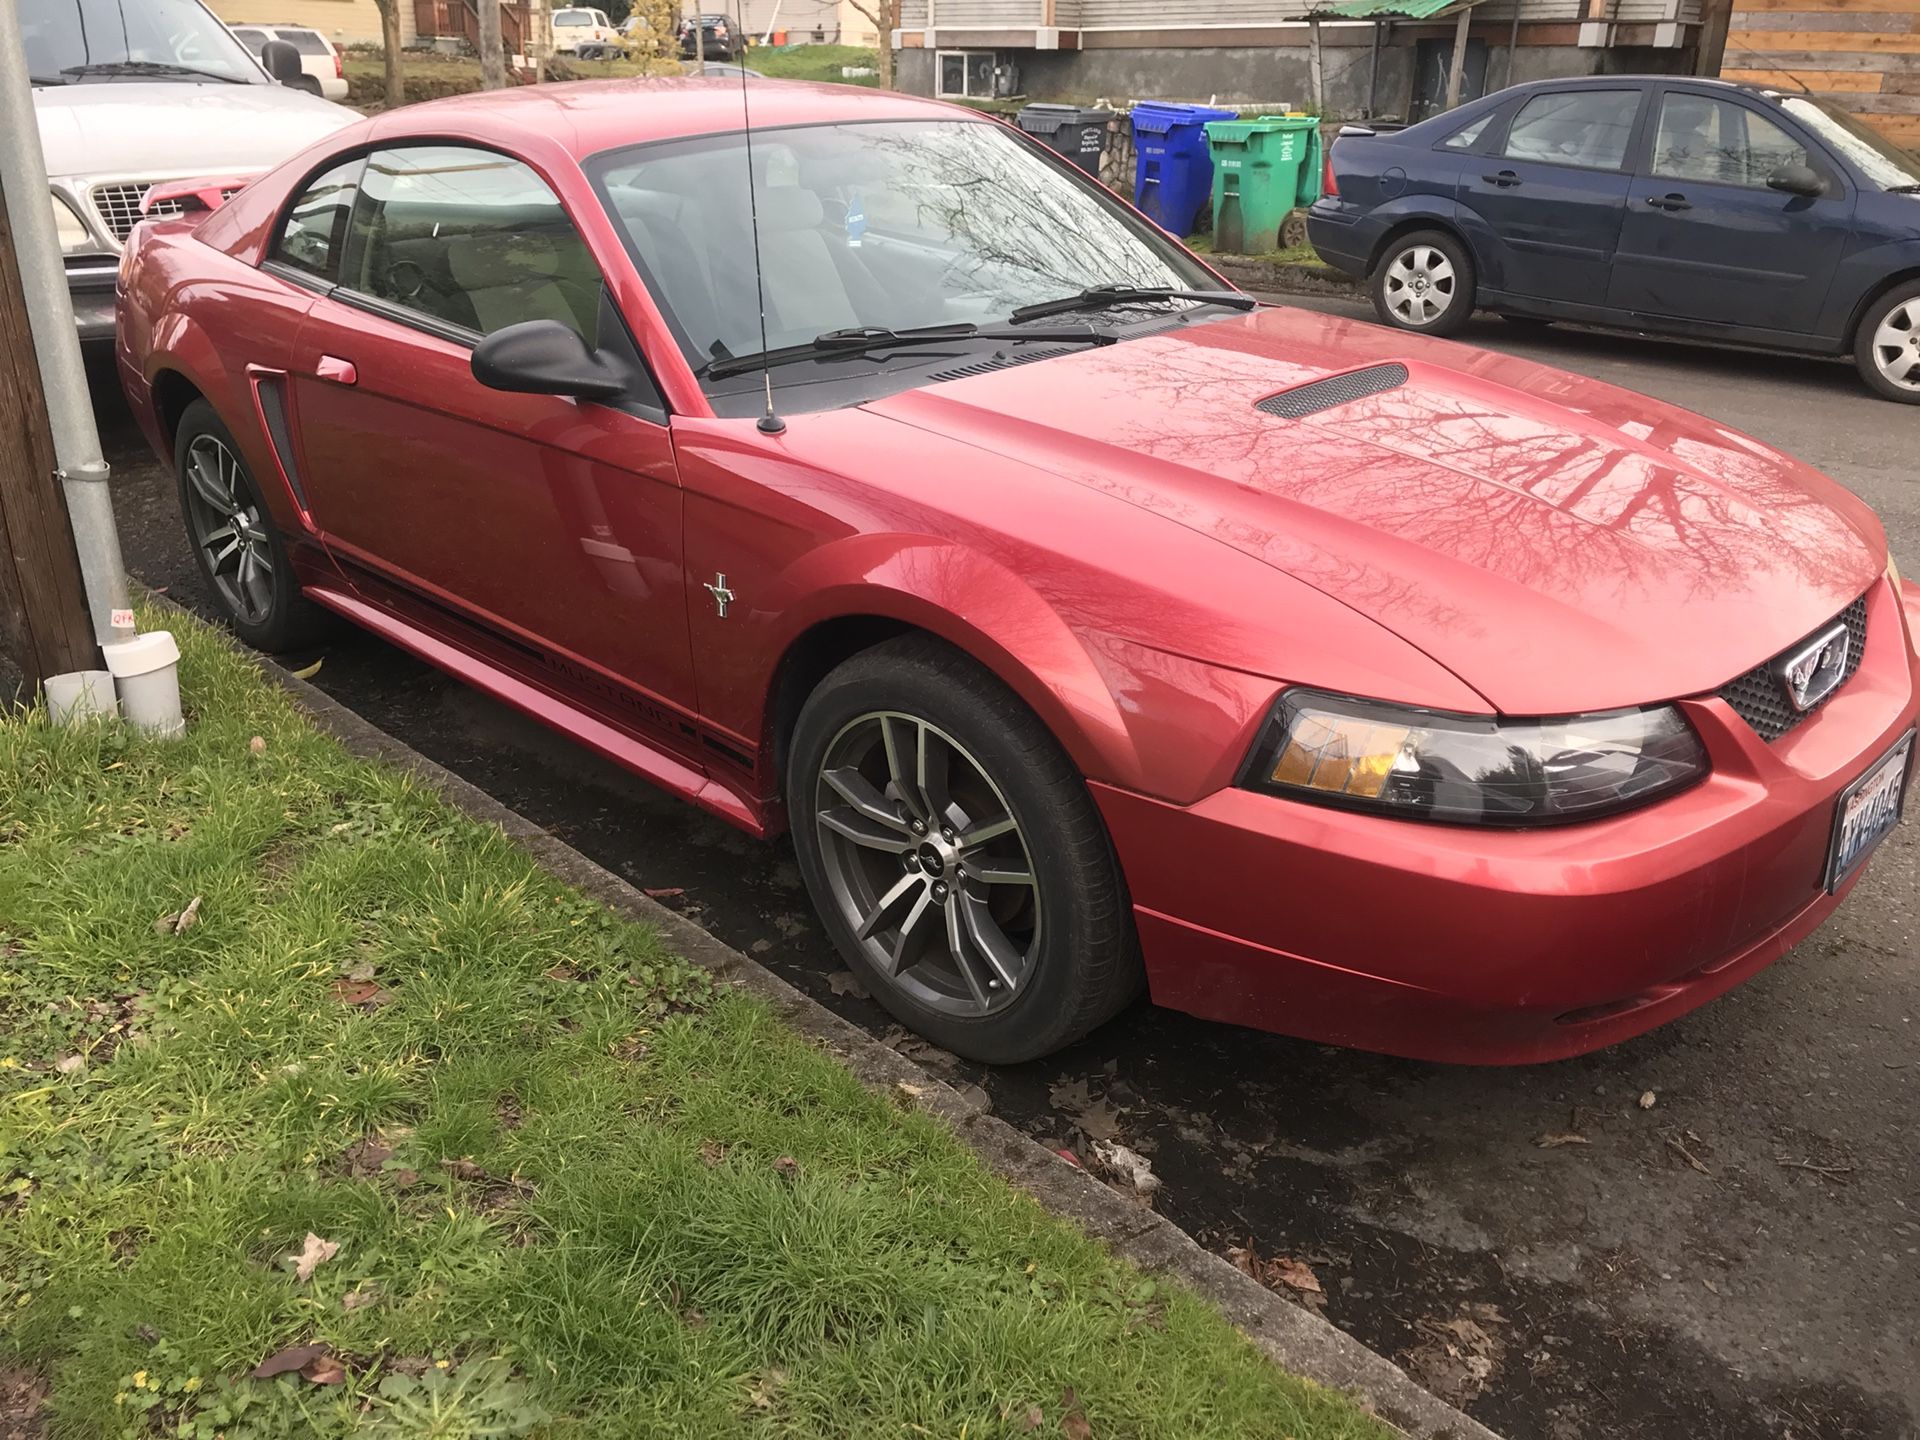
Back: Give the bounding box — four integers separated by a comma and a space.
1256, 362, 1409, 420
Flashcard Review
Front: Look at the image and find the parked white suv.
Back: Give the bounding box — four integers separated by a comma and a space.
550, 7, 617, 55
27, 0, 357, 339
230, 24, 349, 101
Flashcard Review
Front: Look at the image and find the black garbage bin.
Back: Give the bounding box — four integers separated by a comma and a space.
1015, 103, 1117, 175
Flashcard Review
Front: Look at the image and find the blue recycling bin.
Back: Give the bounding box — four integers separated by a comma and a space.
1130, 101, 1238, 235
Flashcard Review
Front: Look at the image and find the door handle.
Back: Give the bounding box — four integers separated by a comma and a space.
314, 354, 357, 385
1482, 171, 1522, 188
1645, 194, 1692, 212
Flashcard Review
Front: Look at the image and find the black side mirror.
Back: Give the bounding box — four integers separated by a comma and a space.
259, 38, 304, 86
471, 320, 627, 401
1768, 162, 1827, 198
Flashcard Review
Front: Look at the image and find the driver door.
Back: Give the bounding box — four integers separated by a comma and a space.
282, 145, 698, 721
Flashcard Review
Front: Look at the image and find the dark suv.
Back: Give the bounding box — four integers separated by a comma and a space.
1309, 77, 1920, 403
678, 13, 737, 59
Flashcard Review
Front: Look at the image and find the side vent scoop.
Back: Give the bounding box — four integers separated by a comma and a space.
1256, 362, 1409, 419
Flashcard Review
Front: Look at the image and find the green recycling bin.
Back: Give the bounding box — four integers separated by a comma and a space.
1203, 115, 1323, 255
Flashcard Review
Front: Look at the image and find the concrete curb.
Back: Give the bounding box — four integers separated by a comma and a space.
251, 652, 1501, 1440
1212, 252, 1364, 299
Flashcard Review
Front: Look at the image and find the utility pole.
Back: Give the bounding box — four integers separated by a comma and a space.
0, 0, 133, 668
0, 175, 96, 685
479, 0, 507, 88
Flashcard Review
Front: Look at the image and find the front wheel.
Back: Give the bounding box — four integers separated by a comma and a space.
1854, 281, 1920, 404
1371, 229, 1476, 337
787, 637, 1142, 1064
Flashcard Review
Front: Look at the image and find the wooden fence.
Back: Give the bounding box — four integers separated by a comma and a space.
1721, 0, 1920, 151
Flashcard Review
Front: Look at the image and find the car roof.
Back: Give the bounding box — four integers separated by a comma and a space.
368, 77, 970, 159
1498, 74, 1779, 101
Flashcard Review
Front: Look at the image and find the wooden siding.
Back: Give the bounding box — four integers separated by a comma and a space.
213, 0, 417, 46
1723, 1, 1920, 149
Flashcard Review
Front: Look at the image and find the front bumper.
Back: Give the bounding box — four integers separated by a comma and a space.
69, 262, 120, 340
1097, 577, 1920, 1065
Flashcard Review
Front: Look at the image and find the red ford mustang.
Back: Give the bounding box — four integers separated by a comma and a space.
117, 80, 1920, 1065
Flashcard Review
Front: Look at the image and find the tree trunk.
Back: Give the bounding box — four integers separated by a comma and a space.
379, 0, 405, 106
877, 0, 893, 91
478, 0, 507, 89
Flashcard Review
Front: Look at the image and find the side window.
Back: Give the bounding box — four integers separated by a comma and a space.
272, 157, 364, 281
1442, 112, 1494, 152
1503, 90, 1641, 171
1652, 95, 1809, 188
339, 146, 602, 340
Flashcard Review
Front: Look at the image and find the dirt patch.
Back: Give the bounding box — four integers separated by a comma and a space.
0, 1367, 47, 1440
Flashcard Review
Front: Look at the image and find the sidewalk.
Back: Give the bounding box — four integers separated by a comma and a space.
0, 607, 1492, 1438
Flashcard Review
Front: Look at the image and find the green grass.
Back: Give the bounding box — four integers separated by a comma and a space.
745, 43, 881, 87
1185, 233, 1329, 268
0, 607, 1391, 1440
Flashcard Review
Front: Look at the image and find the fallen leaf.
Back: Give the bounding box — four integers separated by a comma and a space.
442, 1158, 489, 1181
1054, 1148, 1082, 1167
301, 1352, 346, 1385
330, 977, 388, 1008
340, 1138, 393, 1177
342, 961, 377, 983
252, 1342, 328, 1379
1019, 1405, 1045, 1431
544, 963, 578, 981
248, 735, 267, 755
1534, 1132, 1591, 1149
699, 1141, 727, 1168
747, 1366, 788, 1410
1269, 1256, 1322, 1295
772, 1155, 799, 1180
54, 1054, 85, 1076
1639, 1090, 1658, 1110
1048, 1077, 1124, 1141
289, 658, 324, 680
826, 969, 869, 999
955, 1082, 991, 1113
1227, 1245, 1257, 1278
643, 886, 685, 900
388, 1168, 419, 1188
342, 1283, 381, 1312
289, 1233, 338, 1283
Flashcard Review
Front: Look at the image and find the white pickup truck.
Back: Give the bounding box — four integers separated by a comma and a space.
26, 0, 357, 338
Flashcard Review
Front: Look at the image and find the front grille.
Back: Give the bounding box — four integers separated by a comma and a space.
1257, 362, 1409, 420
89, 182, 243, 244
1717, 595, 1869, 742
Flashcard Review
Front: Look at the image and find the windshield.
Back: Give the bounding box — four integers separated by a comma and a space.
24, 0, 263, 83
1779, 96, 1920, 190
553, 9, 594, 22
589, 119, 1212, 382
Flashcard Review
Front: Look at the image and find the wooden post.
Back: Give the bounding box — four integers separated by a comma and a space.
1308, 18, 1324, 114
1443, 3, 1471, 110
0, 174, 97, 686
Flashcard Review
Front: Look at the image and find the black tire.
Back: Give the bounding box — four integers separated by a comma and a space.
787, 636, 1142, 1064
1853, 281, 1920, 404
1370, 228, 1476, 337
174, 399, 333, 653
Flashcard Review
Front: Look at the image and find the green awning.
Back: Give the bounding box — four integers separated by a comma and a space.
1307, 0, 1483, 18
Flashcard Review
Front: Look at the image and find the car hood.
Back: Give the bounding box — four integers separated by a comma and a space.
865, 304, 1885, 715
33, 81, 357, 179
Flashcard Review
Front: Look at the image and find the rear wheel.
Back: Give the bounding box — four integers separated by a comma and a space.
1854, 281, 1920, 404
787, 637, 1141, 1064
1371, 229, 1475, 337
174, 399, 332, 652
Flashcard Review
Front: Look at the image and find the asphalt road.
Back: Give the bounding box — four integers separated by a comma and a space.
96, 298, 1919, 1440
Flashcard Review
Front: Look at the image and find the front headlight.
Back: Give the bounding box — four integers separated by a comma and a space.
1243, 689, 1709, 826
51, 193, 99, 256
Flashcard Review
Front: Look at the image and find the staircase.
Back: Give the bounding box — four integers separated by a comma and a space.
413, 0, 533, 58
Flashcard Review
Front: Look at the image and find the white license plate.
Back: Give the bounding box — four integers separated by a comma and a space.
1825, 731, 1914, 892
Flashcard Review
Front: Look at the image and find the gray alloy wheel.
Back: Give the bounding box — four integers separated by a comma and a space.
1857, 282, 1920, 403
812, 710, 1040, 1018
181, 433, 277, 628
1371, 228, 1476, 338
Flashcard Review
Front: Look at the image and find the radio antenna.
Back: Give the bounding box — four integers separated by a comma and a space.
734, 2, 784, 434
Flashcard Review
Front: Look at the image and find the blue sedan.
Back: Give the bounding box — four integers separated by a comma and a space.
1308, 77, 1920, 402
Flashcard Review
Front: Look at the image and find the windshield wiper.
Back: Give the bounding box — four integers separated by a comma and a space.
703, 321, 1111, 380
1886, 183, 1920, 194
1008, 284, 1257, 324
62, 60, 246, 84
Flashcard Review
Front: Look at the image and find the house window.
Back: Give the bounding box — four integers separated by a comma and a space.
937, 50, 996, 100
